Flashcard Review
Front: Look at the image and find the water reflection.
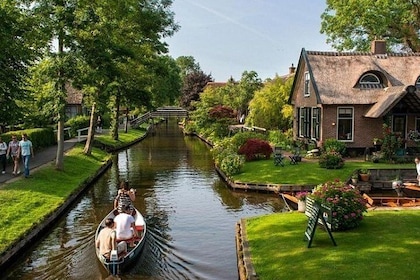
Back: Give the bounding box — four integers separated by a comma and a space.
6, 120, 285, 280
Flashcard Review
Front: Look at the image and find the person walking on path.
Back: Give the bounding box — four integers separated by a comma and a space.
6, 135, 20, 175
0, 137, 7, 174
17, 133, 34, 178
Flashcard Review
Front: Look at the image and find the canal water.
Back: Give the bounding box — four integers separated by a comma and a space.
5, 120, 285, 280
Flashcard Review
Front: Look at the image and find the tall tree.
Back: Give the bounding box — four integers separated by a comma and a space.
176, 56, 200, 80
247, 75, 293, 130
0, 2, 36, 130
179, 70, 213, 110
321, 0, 420, 51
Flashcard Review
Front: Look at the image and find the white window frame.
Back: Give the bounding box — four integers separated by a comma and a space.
304, 71, 310, 97
311, 107, 320, 140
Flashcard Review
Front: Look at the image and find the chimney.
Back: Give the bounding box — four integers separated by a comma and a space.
289, 63, 296, 74
371, 40, 386, 54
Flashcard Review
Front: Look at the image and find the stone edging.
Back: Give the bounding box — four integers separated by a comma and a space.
236, 219, 258, 280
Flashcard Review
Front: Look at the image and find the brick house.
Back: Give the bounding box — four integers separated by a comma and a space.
289, 40, 420, 153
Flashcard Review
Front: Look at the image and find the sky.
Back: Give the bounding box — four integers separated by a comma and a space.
165, 0, 333, 82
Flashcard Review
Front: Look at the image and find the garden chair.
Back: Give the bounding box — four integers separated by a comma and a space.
273, 147, 284, 166
289, 148, 302, 165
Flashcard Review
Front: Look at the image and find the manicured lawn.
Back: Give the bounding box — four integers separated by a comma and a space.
246, 210, 420, 280
232, 158, 414, 185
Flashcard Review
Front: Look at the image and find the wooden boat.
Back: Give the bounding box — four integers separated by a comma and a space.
280, 193, 299, 211
363, 193, 420, 208
95, 207, 147, 275
401, 183, 420, 198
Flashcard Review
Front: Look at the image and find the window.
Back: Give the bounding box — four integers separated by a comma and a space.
337, 107, 353, 141
312, 108, 320, 140
298, 107, 311, 137
415, 76, 420, 90
304, 71, 310, 96
416, 117, 420, 132
358, 72, 384, 89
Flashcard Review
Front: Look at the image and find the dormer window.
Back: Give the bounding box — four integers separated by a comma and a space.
415, 76, 420, 89
357, 72, 385, 89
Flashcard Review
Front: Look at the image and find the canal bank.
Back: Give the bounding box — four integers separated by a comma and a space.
0, 128, 151, 272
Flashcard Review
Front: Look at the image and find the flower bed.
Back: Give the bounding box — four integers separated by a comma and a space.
309, 179, 367, 231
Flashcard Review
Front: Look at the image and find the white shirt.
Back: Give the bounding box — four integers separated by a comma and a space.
0, 142, 7, 155
114, 213, 135, 240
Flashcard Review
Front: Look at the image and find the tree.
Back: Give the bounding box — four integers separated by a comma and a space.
225, 71, 263, 121
247, 75, 293, 130
176, 56, 200, 80
179, 70, 213, 110
0, 2, 36, 130
321, 0, 420, 52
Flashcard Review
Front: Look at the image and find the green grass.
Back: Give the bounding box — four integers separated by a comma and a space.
0, 145, 110, 253
232, 158, 414, 185
95, 128, 147, 148
246, 210, 420, 280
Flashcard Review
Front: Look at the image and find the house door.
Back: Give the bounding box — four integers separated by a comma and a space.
392, 115, 406, 138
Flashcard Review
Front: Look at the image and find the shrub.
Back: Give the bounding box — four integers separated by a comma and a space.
238, 138, 272, 161
65, 115, 91, 137
220, 154, 245, 176
231, 131, 267, 150
208, 105, 236, 119
310, 180, 367, 231
323, 138, 346, 156
319, 150, 344, 169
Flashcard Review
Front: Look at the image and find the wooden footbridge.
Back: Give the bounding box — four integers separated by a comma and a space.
130, 106, 188, 127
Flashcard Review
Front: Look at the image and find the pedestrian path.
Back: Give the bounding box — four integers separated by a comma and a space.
0, 138, 79, 185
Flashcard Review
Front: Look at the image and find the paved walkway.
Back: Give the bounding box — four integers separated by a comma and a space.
0, 138, 79, 185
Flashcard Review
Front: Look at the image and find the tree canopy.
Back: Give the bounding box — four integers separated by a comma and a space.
321, 0, 420, 52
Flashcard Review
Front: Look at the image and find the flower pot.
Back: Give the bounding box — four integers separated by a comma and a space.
359, 173, 370, 182
297, 200, 306, 212
351, 178, 358, 184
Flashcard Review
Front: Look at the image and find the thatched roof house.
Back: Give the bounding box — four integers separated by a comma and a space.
289, 40, 420, 153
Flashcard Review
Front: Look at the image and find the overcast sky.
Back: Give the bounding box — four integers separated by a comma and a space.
165, 0, 333, 82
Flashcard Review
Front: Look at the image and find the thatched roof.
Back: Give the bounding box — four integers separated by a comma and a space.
65, 83, 83, 105
301, 50, 420, 105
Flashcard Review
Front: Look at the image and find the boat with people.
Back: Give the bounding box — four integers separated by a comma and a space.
95, 207, 147, 275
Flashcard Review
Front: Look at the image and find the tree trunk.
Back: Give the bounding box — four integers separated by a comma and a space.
124, 107, 129, 133
83, 102, 96, 155
112, 91, 120, 140
55, 30, 65, 171
55, 117, 64, 171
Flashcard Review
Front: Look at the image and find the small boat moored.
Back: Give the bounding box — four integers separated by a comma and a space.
95, 207, 146, 275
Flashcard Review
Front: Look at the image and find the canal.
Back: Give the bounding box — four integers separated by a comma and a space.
6, 120, 285, 280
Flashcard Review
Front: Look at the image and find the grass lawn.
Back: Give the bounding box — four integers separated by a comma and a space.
246, 210, 420, 280
232, 158, 414, 185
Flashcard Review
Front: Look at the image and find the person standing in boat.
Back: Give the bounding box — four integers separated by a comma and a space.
415, 157, 420, 186
114, 180, 136, 214
96, 218, 127, 259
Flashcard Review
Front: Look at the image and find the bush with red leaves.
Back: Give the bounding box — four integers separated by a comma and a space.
238, 138, 273, 161
208, 105, 236, 119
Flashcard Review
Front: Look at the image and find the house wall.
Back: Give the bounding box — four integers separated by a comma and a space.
322, 105, 383, 148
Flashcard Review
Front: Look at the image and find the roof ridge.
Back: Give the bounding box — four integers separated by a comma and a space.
306, 51, 420, 57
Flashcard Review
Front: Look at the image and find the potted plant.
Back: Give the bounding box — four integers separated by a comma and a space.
351, 172, 359, 184
359, 169, 370, 182
295, 191, 309, 212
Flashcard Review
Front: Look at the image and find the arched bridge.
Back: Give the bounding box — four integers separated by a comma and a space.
130, 106, 188, 127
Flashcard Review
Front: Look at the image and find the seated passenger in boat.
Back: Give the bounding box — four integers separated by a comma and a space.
114, 180, 136, 214
114, 205, 138, 245
96, 218, 127, 259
